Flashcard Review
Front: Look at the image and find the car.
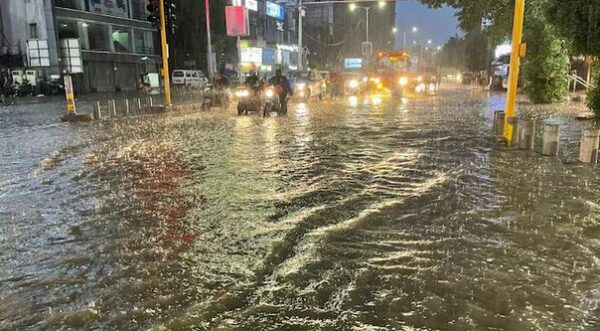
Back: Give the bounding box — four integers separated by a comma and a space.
172, 70, 209, 89
289, 71, 327, 101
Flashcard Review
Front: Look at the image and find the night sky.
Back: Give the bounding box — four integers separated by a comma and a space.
394, 1, 460, 50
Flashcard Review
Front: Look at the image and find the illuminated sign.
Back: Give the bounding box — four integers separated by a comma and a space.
266, 2, 285, 20
226, 6, 250, 36
344, 58, 363, 69
241, 47, 263, 64
245, 0, 258, 11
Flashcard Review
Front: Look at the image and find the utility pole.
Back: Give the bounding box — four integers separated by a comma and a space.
205, 0, 214, 79
158, 0, 172, 107
503, 0, 526, 146
298, 0, 304, 71
365, 7, 370, 42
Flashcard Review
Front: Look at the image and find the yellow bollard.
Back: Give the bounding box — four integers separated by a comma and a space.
503, 0, 526, 146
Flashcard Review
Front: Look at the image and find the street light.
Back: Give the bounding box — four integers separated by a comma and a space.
349, 3, 357, 11
392, 27, 398, 34
378, 1, 386, 8
412, 26, 418, 33
427, 39, 432, 44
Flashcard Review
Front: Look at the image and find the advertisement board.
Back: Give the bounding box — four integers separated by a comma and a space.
226, 6, 250, 36
88, 0, 128, 18
241, 47, 263, 65
344, 58, 363, 69
266, 2, 285, 20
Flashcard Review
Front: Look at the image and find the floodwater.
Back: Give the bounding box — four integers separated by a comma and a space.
1, 86, 600, 330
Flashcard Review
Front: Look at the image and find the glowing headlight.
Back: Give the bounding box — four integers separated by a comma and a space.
457, 74, 462, 81
348, 80, 359, 89
417, 76, 423, 82
235, 89, 250, 98
265, 89, 275, 98
399, 77, 408, 86
296, 83, 306, 89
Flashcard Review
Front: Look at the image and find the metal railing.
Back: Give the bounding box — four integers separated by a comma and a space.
568, 73, 593, 93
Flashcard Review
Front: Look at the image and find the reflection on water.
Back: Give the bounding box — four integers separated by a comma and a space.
1, 87, 600, 330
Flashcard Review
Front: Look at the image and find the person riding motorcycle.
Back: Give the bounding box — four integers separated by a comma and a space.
245, 71, 263, 93
268, 69, 293, 112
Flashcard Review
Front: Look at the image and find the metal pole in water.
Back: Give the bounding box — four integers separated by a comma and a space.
95, 101, 102, 120
542, 123, 561, 156
125, 99, 130, 115
579, 129, 600, 163
112, 99, 117, 116
503, 0, 527, 146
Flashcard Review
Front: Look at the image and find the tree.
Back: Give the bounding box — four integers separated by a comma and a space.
547, 1, 600, 117
421, 0, 569, 104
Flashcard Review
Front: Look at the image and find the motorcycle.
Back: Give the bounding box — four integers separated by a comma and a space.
236, 85, 262, 115
263, 85, 287, 117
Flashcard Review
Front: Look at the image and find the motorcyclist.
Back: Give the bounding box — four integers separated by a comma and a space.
268, 69, 293, 111
245, 71, 262, 93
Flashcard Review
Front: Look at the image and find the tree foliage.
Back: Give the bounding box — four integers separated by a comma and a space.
436, 31, 492, 72
424, 0, 569, 104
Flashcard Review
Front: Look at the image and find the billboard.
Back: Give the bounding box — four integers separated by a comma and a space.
88, 0, 128, 18
266, 2, 285, 20
226, 6, 250, 37
344, 58, 363, 69
233, 0, 257, 11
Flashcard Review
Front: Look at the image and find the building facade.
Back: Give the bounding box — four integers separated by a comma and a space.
54, 0, 161, 92
234, 0, 298, 74
0, 0, 161, 93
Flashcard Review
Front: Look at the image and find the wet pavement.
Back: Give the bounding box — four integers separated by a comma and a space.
1, 85, 600, 330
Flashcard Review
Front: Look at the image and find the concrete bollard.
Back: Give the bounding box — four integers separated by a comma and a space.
542, 123, 561, 156
579, 129, 600, 164
125, 99, 130, 115
493, 111, 505, 136
95, 101, 102, 120
111, 99, 117, 116
518, 119, 536, 150
137, 98, 142, 110
149, 97, 154, 107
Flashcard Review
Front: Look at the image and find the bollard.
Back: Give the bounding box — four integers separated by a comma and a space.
518, 119, 536, 150
149, 96, 154, 107
493, 111, 505, 136
112, 99, 117, 116
95, 101, 102, 120
506, 117, 519, 148
579, 129, 600, 164
125, 99, 130, 115
542, 123, 561, 156
137, 97, 142, 110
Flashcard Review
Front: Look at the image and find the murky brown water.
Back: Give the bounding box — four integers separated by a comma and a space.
1, 87, 600, 330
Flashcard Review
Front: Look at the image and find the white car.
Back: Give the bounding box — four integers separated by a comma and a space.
172, 70, 209, 89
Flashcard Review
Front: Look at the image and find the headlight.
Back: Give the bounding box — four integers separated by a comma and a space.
348, 80, 359, 89
265, 89, 275, 98
235, 89, 249, 98
296, 83, 306, 89
417, 76, 423, 82
399, 77, 408, 86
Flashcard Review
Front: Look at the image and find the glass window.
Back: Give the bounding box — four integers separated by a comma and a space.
87, 24, 110, 51
58, 20, 79, 39
130, 0, 147, 21
173, 71, 184, 77
134, 30, 156, 54
29, 24, 38, 39
112, 27, 132, 53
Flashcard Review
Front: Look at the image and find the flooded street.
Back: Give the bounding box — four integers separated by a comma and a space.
2, 86, 600, 330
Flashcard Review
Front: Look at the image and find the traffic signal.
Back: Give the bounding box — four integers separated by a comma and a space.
165, 0, 178, 34
146, 0, 159, 26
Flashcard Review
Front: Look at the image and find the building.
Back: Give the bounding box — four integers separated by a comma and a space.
234, 0, 299, 74
0, 0, 161, 93
54, 0, 161, 92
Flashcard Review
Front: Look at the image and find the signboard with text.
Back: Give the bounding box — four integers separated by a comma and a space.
89, 0, 128, 18
266, 2, 285, 20
344, 58, 363, 69
226, 6, 250, 36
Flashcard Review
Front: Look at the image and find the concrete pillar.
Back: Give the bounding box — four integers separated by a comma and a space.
579, 129, 600, 164
542, 123, 561, 156
493, 111, 505, 136
518, 119, 536, 150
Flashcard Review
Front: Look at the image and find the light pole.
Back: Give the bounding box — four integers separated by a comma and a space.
349, 3, 372, 43
205, 0, 214, 79
298, 0, 304, 71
